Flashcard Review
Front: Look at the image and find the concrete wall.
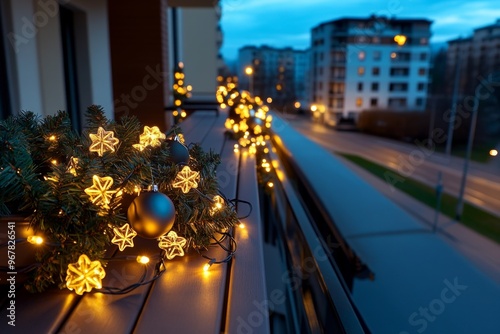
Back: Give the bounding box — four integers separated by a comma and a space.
3, 0, 113, 120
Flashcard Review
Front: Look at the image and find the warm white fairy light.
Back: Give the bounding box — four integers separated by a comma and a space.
136, 256, 150, 264
27, 235, 43, 245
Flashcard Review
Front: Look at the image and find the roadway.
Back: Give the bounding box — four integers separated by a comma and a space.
280, 115, 500, 218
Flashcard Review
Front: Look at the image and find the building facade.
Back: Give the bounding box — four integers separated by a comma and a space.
238, 45, 307, 111
310, 16, 432, 125
0, 0, 175, 130
446, 19, 500, 98
294, 49, 311, 109
0, 0, 115, 128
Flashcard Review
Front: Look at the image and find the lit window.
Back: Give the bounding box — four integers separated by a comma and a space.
356, 97, 363, 107
358, 51, 365, 61
390, 52, 397, 59
358, 67, 365, 76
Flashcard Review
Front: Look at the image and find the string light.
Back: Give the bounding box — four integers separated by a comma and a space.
84, 175, 119, 209
66, 254, 106, 295
136, 256, 150, 264
112, 223, 137, 251
89, 127, 120, 156
158, 231, 187, 260
172, 166, 200, 193
67, 157, 79, 176
210, 195, 225, 215
203, 259, 215, 272
133, 126, 166, 150
27, 236, 43, 245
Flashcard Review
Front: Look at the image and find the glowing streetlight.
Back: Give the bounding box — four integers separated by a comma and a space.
490, 149, 498, 157
244, 66, 253, 76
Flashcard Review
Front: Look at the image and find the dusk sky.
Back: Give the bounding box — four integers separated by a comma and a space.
220, 0, 500, 62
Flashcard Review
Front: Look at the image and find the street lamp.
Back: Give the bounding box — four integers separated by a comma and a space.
245, 66, 253, 95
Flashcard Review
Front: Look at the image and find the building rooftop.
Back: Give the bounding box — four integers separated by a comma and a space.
312, 15, 432, 30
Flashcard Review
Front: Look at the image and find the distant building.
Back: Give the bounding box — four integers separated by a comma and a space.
238, 45, 308, 111
446, 19, 500, 98
310, 16, 432, 125
445, 18, 500, 142
294, 49, 311, 109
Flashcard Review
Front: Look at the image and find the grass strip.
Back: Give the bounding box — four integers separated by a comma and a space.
338, 152, 500, 244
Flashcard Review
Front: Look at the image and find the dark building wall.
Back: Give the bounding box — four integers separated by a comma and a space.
108, 0, 170, 130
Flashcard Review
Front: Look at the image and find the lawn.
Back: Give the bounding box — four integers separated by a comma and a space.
338, 152, 500, 244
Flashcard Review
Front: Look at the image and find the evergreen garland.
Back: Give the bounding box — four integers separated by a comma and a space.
0, 105, 238, 292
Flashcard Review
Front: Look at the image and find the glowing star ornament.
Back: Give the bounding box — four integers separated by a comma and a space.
210, 195, 225, 215
84, 175, 118, 209
67, 157, 79, 176
112, 223, 137, 251
66, 254, 106, 295
89, 127, 120, 156
172, 166, 200, 193
133, 126, 166, 151
158, 231, 187, 259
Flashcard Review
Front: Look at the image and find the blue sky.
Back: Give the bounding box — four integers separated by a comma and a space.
220, 0, 500, 61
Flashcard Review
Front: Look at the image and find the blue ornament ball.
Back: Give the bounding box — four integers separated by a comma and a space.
127, 191, 176, 239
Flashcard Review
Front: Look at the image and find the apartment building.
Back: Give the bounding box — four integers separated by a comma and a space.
294, 49, 311, 108
446, 19, 500, 98
238, 45, 305, 110
310, 16, 432, 125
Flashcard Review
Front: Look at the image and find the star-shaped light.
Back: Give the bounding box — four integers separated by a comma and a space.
112, 223, 137, 251
158, 231, 187, 260
84, 175, 118, 209
66, 254, 106, 295
210, 195, 225, 216
67, 157, 79, 176
172, 166, 200, 193
89, 127, 120, 156
133, 126, 166, 151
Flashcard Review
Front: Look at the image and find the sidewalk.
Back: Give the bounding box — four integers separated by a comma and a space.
279, 113, 500, 282
337, 154, 500, 284
272, 113, 500, 333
